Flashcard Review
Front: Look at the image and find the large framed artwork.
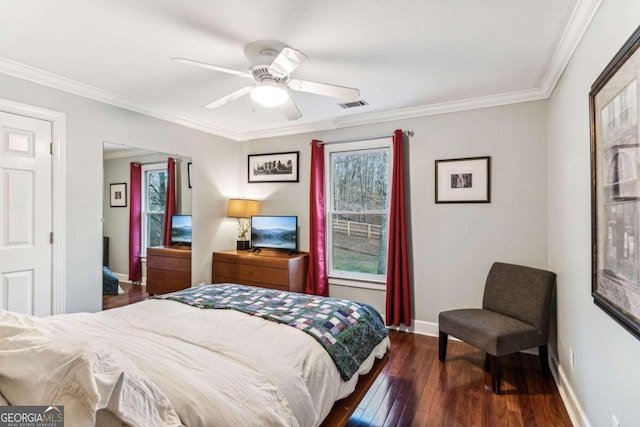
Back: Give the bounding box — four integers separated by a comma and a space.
590, 25, 640, 340
435, 156, 491, 203
248, 151, 299, 183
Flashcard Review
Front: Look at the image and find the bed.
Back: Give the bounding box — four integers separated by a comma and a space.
0, 284, 390, 426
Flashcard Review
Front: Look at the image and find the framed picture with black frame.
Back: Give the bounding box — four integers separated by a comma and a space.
110, 183, 127, 207
248, 151, 299, 183
590, 24, 640, 340
435, 156, 491, 203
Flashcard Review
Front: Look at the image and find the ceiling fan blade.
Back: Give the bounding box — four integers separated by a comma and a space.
172, 58, 253, 79
282, 96, 302, 121
288, 79, 360, 102
268, 47, 308, 79
205, 86, 252, 109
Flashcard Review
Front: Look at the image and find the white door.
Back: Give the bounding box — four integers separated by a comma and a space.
0, 111, 52, 316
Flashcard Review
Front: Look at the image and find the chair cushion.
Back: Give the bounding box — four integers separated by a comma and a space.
439, 308, 545, 356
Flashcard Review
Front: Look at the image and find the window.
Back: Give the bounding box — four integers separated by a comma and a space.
325, 139, 392, 284
141, 163, 167, 256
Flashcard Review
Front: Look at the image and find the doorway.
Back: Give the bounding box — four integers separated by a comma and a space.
0, 98, 65, 315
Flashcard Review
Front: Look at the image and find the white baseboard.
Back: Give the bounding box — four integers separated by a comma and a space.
386, 318, 439, 336
388, 318, 589, 427
112, 272, 147, 286
550, 357, 591, 427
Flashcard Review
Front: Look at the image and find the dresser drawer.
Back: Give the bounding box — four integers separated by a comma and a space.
212, 250, 309, 293
147, 255, 191, 272
146, 246, 192, 295
213, 261, 289, 286
147, 268, 190, 294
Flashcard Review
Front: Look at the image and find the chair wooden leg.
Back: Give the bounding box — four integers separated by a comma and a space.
438, 332, 448, 362
484, 353, 490, 373
489, 354, 501, 394
539, 344, 551, 377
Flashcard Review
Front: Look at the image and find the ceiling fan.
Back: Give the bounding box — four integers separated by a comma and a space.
172, 40, 361, 121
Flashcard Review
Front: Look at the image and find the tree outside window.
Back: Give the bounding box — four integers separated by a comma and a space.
326, 141, 392, 283
141, 164, 167, 255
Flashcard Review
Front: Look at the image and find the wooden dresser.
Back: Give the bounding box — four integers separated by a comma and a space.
146, 246, 192, 295
212, 250, 309, 293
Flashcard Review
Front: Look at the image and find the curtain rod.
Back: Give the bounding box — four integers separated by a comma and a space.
316, 130, 414, 146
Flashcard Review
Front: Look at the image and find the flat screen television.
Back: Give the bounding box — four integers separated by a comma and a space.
171, 215, 192, 246
250, 215, 298, 251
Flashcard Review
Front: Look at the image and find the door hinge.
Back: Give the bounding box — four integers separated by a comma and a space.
50, 232, 53, 244
50, 142, 54, 155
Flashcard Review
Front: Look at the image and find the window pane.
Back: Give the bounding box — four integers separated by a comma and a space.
331, 151, 389, 212
331, 213, 388, 275
147, 170, 167, 211
147, 213, 164, 248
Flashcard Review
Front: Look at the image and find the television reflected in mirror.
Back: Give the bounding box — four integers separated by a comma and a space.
250, 215, 298, 251
171, 215, 192, 246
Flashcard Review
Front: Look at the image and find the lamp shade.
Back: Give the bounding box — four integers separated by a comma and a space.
227, 199, 260, 218
250, 82, 288, 107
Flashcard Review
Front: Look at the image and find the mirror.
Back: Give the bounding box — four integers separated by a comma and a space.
102, 142, 192, 293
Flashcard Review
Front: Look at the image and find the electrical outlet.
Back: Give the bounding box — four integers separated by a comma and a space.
611, 414, 620, 427
568, 348, 575, 372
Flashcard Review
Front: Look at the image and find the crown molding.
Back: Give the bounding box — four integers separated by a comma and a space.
540, 0, 603, 97
0, 0, 600, 142
243, 87, 548, 140
0, 57, 245, 141
103, 146, 157, 160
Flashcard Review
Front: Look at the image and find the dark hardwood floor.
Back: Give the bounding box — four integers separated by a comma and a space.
102, 282, 148, 310
348, 331, 572, 427
103, 286, 572, 426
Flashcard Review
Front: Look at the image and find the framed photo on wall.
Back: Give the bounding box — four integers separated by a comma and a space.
435, 156, 491, 203
248, 151, 299, 183
590, 25, 640, 340
110, 183, 127, 207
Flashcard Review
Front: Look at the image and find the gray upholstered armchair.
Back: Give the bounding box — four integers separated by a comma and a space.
438, 262, 556, 394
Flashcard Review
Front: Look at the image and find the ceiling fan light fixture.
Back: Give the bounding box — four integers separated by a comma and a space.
250, 82, 288, 107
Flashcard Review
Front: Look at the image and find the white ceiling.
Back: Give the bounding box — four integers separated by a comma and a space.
0, 0, 598, 141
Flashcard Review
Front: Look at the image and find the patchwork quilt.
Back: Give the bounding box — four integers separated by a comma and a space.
154, 284, 389, 380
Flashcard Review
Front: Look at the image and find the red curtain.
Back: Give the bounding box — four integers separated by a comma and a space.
162, 157, 177, 247
306, 140, 328, 296
128, 162, 142, 282
386, 129, 412, 326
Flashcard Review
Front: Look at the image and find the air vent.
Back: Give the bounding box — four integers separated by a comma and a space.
338, 100, 369, 109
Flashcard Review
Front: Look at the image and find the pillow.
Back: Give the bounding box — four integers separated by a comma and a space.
103, 266, 119, 295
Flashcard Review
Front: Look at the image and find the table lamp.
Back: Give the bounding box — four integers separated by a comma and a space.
227, 198, 259, 250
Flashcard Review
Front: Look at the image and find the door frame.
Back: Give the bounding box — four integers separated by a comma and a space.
0, 97, 66, 314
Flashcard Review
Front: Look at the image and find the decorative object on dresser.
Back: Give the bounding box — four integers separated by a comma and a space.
146, 246, 192, 295
212, 249, 309, 292
227, 198, 260, 250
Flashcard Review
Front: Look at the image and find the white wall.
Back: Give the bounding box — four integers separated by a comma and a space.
547, 1, 640, 425
103, 151, 192, 276
0, 73, 239, 313
243, 100, 549, 327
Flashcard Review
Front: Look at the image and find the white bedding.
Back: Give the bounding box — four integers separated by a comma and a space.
0, 299, 389, 427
